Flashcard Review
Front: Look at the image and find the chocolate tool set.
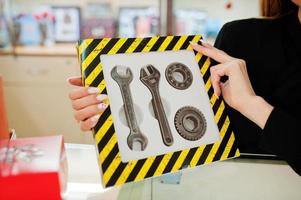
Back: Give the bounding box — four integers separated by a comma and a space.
111, 62, 207, 151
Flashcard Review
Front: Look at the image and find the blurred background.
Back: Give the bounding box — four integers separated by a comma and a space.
0, 0, 260, 144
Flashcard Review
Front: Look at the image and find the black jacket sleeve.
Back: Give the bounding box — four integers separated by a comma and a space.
261, 108, 301, 175
213, 21, 301, 176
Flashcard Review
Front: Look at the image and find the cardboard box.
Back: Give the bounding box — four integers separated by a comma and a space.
0, 135, 67, 200
78, 35, 240, 187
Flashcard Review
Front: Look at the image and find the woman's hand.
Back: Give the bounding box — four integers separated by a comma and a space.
190, 41, 255, 111
190, 41, 273, 129
68, 76, 108, 131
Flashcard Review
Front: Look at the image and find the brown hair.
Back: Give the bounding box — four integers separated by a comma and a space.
261, 0, 298, 17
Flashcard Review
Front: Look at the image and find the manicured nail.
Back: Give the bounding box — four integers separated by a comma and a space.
88, 87, 100, 94
96, 94, 108, 101
91, 114, 100, 122
66, 77, 72, 83
200, 39, 211, 47
98, 103, 107, 110
189, 41, 197, 46
215, 93, 219, 99
67, 76, 79, 82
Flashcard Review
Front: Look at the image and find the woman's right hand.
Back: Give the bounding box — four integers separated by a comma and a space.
190, 41, 273, 129
68, 76, 108, 131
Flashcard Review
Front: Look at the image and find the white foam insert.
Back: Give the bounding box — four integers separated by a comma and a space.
101, 50, 221, 162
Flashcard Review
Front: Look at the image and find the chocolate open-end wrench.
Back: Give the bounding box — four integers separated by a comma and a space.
111, 66, 148, 151
140, 65, 174, 146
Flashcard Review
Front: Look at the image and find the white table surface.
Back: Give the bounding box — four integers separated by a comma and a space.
64, 143, 301, 200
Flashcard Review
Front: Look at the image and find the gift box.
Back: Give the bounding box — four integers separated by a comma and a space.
0, 135, 67, 200
77, 35, 240, 187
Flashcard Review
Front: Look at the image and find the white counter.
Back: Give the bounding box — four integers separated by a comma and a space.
64, 143, 301, 200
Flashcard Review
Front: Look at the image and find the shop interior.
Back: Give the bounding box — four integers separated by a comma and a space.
0, 0, 259, 144
1, 0, 301, 199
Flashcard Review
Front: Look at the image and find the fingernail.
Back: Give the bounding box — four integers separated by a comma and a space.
215, 93, 219, 99
91, 114, 100, 122
66, 77, 71, 83
98, 103, 107, 110
88, 87, 100, 94
67, 76, 81, 84
96, 94, 108, 101
200, 39, 211, 47
189, 41, 197, 46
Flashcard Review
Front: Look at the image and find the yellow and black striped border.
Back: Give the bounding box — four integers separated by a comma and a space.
78, 35, 240, 187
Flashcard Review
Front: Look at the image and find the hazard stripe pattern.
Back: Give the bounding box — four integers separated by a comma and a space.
78, 35, 240, 187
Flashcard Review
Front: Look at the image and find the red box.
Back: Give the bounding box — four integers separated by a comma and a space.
0, 135, 67, 200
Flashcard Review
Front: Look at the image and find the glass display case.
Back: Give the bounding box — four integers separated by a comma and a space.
118, 7, 159, 37
6, 0, 161, 40
1, 0, 261, 51
172, 0, 260, 42
0, 0, 10, 49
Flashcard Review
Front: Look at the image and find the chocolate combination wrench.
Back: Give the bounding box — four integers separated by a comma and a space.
111, 66, 148, 151
140, 65, 174, 146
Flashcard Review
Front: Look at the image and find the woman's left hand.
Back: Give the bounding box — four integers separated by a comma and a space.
190, 41, 273, 129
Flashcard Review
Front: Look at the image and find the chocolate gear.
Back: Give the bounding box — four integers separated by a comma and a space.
165, 62, 193, 90
174, 106, 206, 141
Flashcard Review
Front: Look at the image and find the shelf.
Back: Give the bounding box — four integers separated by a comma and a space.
0, 44, 77, 57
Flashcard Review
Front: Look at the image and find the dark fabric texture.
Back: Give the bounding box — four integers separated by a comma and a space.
213, 11, 301, 175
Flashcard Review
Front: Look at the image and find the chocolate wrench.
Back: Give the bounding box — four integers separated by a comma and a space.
111, 66, 148, 151
140, 65, 174, 146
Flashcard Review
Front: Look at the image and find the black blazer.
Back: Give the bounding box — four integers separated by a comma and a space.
214, 11, 301, 175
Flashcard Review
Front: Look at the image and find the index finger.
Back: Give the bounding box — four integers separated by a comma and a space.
190, 42, 234, 63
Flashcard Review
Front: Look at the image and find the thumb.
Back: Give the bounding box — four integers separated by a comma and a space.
67, 76, 83, 86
